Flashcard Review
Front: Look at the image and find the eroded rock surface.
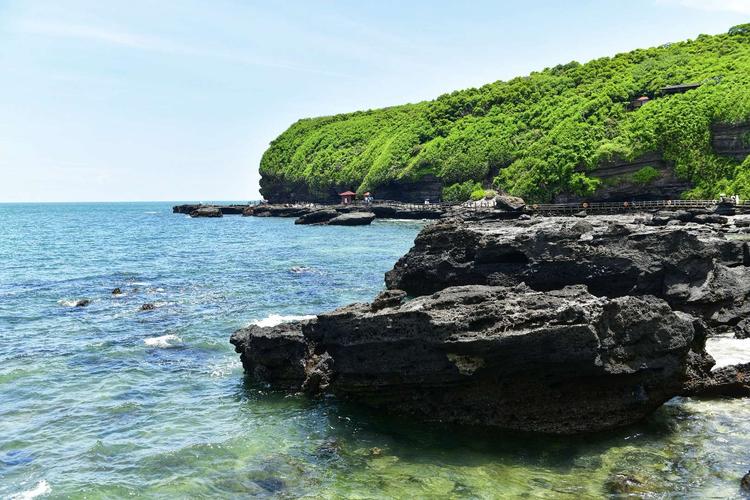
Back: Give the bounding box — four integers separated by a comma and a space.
232, 284, 701, 434
385, 214, 750, 337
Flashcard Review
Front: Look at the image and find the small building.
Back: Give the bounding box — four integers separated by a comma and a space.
339, 191, 356, 204
630, 96, 650, 110
661, 83, 701, 95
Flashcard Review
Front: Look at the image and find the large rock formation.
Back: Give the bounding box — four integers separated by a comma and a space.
230, 212, 750, 434
385, 214, 750, 337
232, 284, 702, 434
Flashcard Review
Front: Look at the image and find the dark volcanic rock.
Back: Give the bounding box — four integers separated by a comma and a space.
111, 288, 122, 295
231, 284, 699, 434
252, 204, 314, 218
742, 470, 750, 493
218, 205, 246, 215
684, 362, 750, 398
385, 215, 750, 337
295, 209, 339, 225
173, 204, 201, 214
327, 212, 375, 226
370, 204, 443, 220
75, 299, 91, 307
189, 206, 223, 218
493, 194, 526, 212
139, 303, 156, 311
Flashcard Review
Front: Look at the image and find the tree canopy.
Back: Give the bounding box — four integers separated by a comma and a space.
260, 26, 750, 203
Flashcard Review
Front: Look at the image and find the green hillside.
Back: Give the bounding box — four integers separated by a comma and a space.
260, 24, 750, 203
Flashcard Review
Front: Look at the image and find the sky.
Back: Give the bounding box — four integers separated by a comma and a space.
0, 0, 748, 202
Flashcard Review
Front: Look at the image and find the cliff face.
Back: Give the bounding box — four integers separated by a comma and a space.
555, 153, 692, 203
712, 123, 750, 161
259, 173, 443, 204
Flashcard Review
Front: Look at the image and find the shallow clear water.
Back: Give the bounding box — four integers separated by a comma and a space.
1, 203, 749, 499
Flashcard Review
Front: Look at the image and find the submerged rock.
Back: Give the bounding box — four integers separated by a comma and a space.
111, 288, 122, 295
231, 284, 699, 434
742, 471, 750, 493
327, 212, 376, 226
139, 303, 156, 311
75, 299, 91, 307
385, 214, 750, 337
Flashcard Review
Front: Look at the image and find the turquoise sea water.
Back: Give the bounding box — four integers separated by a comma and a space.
1, 202, 750, 499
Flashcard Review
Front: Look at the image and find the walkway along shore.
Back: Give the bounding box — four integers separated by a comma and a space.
173, 197, 749, 221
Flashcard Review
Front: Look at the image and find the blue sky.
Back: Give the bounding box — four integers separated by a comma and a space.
0, 0, 748, 202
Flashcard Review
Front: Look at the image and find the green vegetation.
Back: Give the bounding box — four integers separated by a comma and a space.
631, 166, 661, 185
261, 25, 750, 202
442, 181, 481, 202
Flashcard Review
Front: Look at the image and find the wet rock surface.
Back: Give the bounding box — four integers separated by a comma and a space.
232, 284, 700, 434
684, 362, 750, 398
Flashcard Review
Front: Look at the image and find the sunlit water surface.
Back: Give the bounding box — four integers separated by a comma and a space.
1, 202, 749, 499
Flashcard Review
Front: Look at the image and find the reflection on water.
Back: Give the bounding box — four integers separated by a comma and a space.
1, 203, 749, 498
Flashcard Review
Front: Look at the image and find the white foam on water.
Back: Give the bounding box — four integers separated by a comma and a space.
249, 314, 316, 328
10, 480, 51, 500
143, 334, 183, 348
290, 266, 313, 274
705, 334, 750, 370
57, 299, 87, 307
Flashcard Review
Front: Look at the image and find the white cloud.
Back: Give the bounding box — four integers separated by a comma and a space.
657, 0, 750, 15
16, 20, 353, 78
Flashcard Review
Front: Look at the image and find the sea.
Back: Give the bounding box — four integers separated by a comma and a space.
1, 202, 750, 498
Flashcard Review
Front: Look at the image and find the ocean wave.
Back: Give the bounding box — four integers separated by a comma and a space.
249, 314, 316, 328
10, 480, 51, 500
57, 298, 89, 307
143, 334, 183, 348
290, 266, 314, 274
706, 334, 750, 370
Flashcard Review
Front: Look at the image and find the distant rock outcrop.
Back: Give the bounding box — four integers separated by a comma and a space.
190, 207, 223, 218
327, 212, 375, 226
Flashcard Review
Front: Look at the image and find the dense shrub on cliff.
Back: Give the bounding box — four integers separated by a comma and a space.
261, 25, 750, 202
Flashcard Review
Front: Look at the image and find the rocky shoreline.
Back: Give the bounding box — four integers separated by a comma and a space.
230, 209, 750, 435
173, 201, 448, 222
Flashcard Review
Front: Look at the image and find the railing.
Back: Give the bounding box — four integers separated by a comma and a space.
258, 198, 741, 214
530, 199, 720, 213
